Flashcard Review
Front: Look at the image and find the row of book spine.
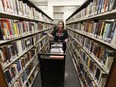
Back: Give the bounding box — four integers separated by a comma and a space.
68, 31, 114, 73
40, 40, 49, 53
3, 48, 37, 87
0, 1, 52, 87
0, 37, 34, 69
0, 18, 52, 40
24, 66, 39, 87
68, 39, 108, 87
1, 34, 48, 87
67, 20, 116, 46
0, 0, 52, 23
68, 41, 96, 87
0, 32, 46, 70
12, 58, 39, 87
67, 0, 116, 22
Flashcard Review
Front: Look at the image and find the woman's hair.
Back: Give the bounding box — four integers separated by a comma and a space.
58, 21, 64, 29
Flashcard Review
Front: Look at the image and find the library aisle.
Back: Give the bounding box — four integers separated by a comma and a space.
33, 47, 81, 87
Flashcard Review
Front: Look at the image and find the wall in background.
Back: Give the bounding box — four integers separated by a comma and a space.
29, 0, 85, 24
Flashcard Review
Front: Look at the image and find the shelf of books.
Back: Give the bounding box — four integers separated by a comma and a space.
66, 9, 116, 24
0, 0, 53, 87
66, 0, 116, 24
0, 0, 53, 23
67, 26, 116, 50
66, 0, 116, 87
0, 20, 53, 45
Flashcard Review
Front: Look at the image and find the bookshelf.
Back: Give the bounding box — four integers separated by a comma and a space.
0, 11, 53, 24
66, 0, 116, 87
0, 0, 53, 87
67, 9, 116, 24
67, 27, 116, 49
68, 32, 113, 74
0, 28, 52, 45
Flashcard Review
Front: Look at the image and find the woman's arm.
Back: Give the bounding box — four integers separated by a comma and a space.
47, 33, 53, 38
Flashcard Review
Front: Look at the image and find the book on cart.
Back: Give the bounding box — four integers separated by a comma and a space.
50, 43, 64, 59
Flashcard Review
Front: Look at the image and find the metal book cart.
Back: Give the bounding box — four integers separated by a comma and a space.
38, 42, 66, 87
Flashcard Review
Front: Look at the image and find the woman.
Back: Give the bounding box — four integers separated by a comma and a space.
48, 21, 68, 53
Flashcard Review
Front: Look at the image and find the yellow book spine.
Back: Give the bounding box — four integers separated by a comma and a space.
100, 22, 105, 36
13, 23, 18, 36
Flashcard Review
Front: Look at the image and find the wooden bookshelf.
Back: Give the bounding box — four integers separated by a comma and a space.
105, 56, 116, 87
0, 66, 7, 87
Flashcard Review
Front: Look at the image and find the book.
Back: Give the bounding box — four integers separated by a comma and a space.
98, 0, 104, 14
0, 0, 4, 11
19, 0, 23, 16
12, 0, 17, 14
16, 21, 23, 36
99, 21, 105, 37
0, 46, 11, 65
103, 0, 109, 12
103, 22, 113, 42
102, 49, 114, 72
13, 22, 19, 37
15, 0, 20, 15
28, 75, 34, 84
0, 18, 13, 39
2, 0, 12, 12
22, 70, 27, 83
10, 63, 18, 77
0, 22, 5, 40
110, 26, 116, 45
9, 0, 14, 13
94, 67, 101, 81
99, 74, 108, 87
16, 40, 23, 55
9, 20, 15, 38
99, 46, 105, 61
4, 68, 12, 85
108, 0, 116, 10
108, 22, 116, 44
101, 0, 105, 13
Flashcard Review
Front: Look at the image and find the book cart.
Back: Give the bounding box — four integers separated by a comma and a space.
38, 42, 66, 87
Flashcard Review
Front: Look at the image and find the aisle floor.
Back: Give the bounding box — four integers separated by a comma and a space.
33, 48, 81, 87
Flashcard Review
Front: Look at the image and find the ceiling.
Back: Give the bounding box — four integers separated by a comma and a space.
29, 0, 85, 6
30, 0, 48, 2
29, 0, 85, 20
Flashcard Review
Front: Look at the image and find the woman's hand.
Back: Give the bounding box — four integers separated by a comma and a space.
64, 39, 68, 42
